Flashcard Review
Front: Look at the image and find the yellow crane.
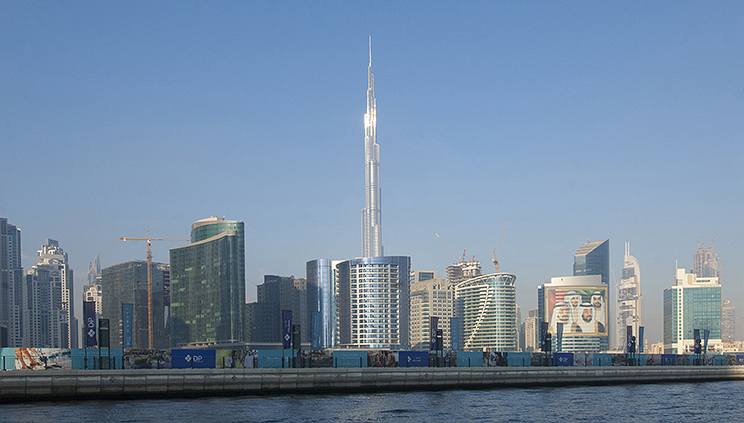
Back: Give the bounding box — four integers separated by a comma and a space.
492, 222, 508, 273
120, 230, 189, 349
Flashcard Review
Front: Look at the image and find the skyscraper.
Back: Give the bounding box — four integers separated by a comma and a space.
455, 273, 517, 351
306, 259, 341, 349
362, 37, 382, 258
0, 218, 23, 347
250, 275, 309, 345
409, 272, 453, 350
169, 216, 245, 346
101, 260, 168, 349
721, 300, 735, 344
538, 275, 608, 352
337, 256, 411, 349
573, 239, 609, 349
694, 245, 719, 278
24, 239, 74, 348
616, 242, 642, 350
663, 268, 721, 353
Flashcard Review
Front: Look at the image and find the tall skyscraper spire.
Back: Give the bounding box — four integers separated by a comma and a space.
362, 36, 382, 257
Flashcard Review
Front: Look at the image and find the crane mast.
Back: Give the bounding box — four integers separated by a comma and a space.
120, 229, 189, 349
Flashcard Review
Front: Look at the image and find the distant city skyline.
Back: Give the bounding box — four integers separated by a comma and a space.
2, 2, 743, 346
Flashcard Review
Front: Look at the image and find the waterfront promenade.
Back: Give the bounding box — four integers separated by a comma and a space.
2, 366, 744, 403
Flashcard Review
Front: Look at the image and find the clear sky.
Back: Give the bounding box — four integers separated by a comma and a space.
2, 2, 742, 345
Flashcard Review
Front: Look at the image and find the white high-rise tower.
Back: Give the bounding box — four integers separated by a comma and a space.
616, 242, 642, 350
362, 37, 383, 258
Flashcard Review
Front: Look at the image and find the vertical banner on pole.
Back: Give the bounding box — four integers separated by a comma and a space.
122, 303, 134, 348
429, 316, 439, 351
282, 310, 292, 350
703, 329, 710, 355
450, 317, 461, 351
694, 329, 701, 354
83, 301, 97, 348
555, 323, 563, 352
311, 311, 321, 350
639, 326, 645, 353
627, 326, 634, 353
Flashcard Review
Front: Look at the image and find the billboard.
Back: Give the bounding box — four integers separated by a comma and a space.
544, 286, 608, 337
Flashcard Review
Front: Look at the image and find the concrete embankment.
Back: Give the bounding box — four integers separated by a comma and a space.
2, 366, 743, 403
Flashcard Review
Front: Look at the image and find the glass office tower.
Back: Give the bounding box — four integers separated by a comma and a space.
306, 259, 338, 349
663, 268, 721, 353
169, 216, 245, 346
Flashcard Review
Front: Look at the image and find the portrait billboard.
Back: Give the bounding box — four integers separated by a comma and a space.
544, 286, 608, 337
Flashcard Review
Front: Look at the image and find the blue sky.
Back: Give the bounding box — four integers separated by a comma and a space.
2, 2, 743, 345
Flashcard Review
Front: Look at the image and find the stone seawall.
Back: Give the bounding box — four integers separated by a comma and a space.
2, 366, 743, 403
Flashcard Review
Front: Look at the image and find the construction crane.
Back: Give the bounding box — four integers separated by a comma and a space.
435, 233, 461, 263
492, 222, 508, 273
120, 229, 189, 349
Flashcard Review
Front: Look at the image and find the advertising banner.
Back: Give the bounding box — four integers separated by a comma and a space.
627, 326, 634, 353
639, 326, 645, 353
553, 352, 573, 366
216, 349, 252, 368
544, 286, 608, 337
484, 351, 508, 367
369, 350, 398, 367
399, 351, 428, 367
310, 349, 332, 368
14, 348, 71, 370
282, 310, 292, 350
661, 354, 677, 366
122, 303, 134, 348
171, 349, 216, 369
123, 349, 171, 369
83, 301, 97, 348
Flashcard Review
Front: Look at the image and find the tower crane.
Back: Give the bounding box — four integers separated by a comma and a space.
120, 230, 189, 349
492, 222, 508, 273
435, 233, 461, 263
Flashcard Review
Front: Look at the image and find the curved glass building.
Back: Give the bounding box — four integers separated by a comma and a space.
455, 273, 517, 351
169, 216, 245, 346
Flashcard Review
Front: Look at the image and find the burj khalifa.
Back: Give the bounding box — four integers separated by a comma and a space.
362, 37, 383, 257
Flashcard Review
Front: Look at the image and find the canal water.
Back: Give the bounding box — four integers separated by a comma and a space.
1, 380, 738, 422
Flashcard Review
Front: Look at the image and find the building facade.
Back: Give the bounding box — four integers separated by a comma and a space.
573, 239, 610, 349
23, 239, 75, 348
337, 256, 411, 349
694, 246, 719, 278
248, 275, 309, 345
0, 218, 23, 347
409, 273, 453, 350
169, 216, 245, 346
82, 254, 103, 319
722, 300, 735, 344
455, 273, 517, 351
538, 275, 608, 352
101, 260, 169, 349
663, 268, 722, 354
445, 260, 482, 286
616, 242, 642, 351
523, 309, 539, 352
